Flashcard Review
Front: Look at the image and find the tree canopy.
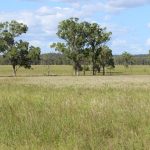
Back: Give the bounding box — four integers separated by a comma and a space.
122, 51, 133, 68
51, 18, 113, 76
51, 18, 86, 75
0, 20, 41, 76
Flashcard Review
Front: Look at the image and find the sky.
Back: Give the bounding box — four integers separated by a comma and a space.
0, 0, 150, 54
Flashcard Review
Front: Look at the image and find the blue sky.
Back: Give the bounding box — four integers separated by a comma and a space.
0, 0, 150, 54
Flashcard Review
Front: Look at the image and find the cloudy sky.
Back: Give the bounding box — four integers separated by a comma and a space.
0, 0, 150, 54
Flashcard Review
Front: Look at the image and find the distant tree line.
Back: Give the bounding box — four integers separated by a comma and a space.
40, 53, 71, 65
1, 52, 150, 66
40, 52, 150, 66
114, 54, 150, 65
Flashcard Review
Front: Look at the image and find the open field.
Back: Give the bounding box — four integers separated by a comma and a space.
0, 65, 150, 76
0, 75, 150, 149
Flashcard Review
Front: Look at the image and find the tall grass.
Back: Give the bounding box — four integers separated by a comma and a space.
0, 76, 150, 149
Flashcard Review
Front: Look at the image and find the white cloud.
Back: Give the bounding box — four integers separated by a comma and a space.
0, 4, 107, 53
1, 0, 150, 54
146, 38, 150, 46
107, 0, 150, 8
22, 0, 150, 12
30, 40, 44, 47
111, 39, 127, 47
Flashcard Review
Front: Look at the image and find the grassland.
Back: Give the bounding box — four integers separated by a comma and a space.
0, 65, 150, 149
0, 65, 150, 76
0, 74, 150, 150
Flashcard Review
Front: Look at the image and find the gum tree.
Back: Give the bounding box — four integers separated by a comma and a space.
122, 51, 133, 68
0, 20, 41, 76
51, 18, 86, 76
5, 40, 41, 76
83, 22, 112, 75
98, 46, 115, 75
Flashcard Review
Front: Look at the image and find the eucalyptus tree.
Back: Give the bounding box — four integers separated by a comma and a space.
0, 20, 41, 76
51, 18, 86, 76
83, 22, 112, 75
98, 46, 115, 75
29, 46, 41, 65
0, 38, 8, 53
5, 40, 41, 76
0, 20, 28, 46
122, 51, 133, 68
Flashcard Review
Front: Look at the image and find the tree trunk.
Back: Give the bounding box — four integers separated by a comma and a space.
92, 65, 95, 76
74, 68, 79, 76
47, 64, 50, 76
109, 69, 111, 76
74, 68, 77, 76
97, 65, 101, 73
76, 70, 79, 76
83, 68, 86, 76
92, 58, 96, 76
83, 61, 86, 76
102, 66, 105, 76
12, 65, 16, 77
74, 63, 78, 76
74, 61, 81, 76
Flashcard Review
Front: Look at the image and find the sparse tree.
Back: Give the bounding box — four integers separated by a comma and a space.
98, 46, 115, 75
122, 51, 133, 68
0, 20, 41, 76
83, 22, 112, 75
0, 38, 8, 53
51, 18, 86, 76
5, 40, 41, 76
28, 46, 41, 65
42, 53, 51, 75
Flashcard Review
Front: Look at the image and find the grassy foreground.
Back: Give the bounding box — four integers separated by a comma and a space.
0, 76, 150, 149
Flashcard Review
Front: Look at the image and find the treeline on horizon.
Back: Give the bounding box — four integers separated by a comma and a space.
0, 53, 150, 65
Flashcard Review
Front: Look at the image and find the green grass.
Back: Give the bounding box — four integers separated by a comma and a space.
0, 65, 150, 76
0, 65, 73, 76
114, 65, 150, 75
0, 76, 150, 149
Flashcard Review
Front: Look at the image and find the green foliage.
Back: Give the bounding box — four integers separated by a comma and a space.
114, 54, 150, 65
28, 46, 41, 65
122, 51, 133, 68
51, 43, 67, 54
0, 20, 28, 48
83, 22, 112, 75
51, 18, 86, 76
0, 38, 8, 53
0, 20, 28, 37
51, 18, 113, 76
0, 20, 40, 76
5, 40, 41, 76
40, 53, 71, 65
6, 40, 30, 68
98, 46, 115, 75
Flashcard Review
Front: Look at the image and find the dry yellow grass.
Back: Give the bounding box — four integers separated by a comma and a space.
1, 75, 150, 149
0, 75, 150, 88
